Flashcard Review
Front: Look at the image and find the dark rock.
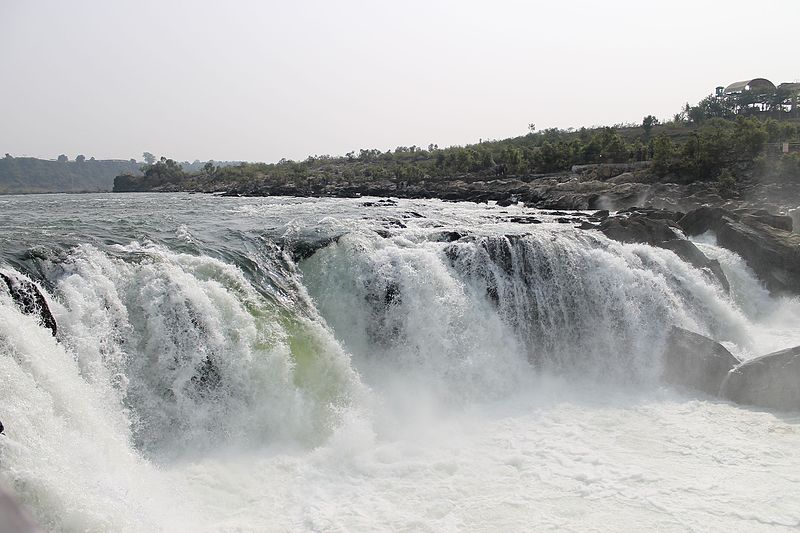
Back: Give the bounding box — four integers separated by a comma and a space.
599, 216, 679, 245
576, 221, 596, 230
284, 235, 342, 262
629, 207, 684, 222
659, 239, 729, 292
556, 217, 571, 224
721, 345, 800, 411
734, 209, 793, 232
383, 218, 407, 228
433, 231, 464, 243
593, 209, 609, 220
662, 327, 740, 396
496, 197, 515, 207
677, 206, 730, 235
509, 216, 541, 224
0, 272, 58, 337
679, 207, 800, 294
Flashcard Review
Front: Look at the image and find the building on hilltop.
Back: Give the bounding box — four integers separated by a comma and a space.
715, 77, 799, 117
722, 78, 776, 95
778, 82, 800, 113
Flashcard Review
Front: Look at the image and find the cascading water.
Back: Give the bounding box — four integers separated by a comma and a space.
1, 194, 798, 532
300, 228, 753, 390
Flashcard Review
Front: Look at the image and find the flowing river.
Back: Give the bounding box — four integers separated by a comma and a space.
1, 193, 799, 532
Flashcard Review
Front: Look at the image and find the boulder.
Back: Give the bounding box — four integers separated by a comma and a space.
282, 235, 343, 263
789, 207, 800, 234
607, 172, 637, 184
598, 216, 679, 245
662, 327, 740, 396
0, 272, 57, 336
734, 208, 793, 232
721, 346, 800, 411
659, 239, 729, 292
678, 207, 800, 294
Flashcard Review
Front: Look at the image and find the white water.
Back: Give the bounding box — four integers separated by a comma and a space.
1, 200, 800, 532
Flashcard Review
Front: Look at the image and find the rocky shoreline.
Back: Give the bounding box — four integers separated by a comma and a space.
116, 161, 800, 221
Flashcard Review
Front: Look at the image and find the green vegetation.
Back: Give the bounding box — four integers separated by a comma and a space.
118, 110, 800, 194
1, 154, 140, 194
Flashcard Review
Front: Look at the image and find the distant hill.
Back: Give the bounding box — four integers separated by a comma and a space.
0, 156, 142, 194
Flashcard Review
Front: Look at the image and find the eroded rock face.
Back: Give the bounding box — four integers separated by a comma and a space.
721, 346, 800, 412
661, 327, 740, 396
658, 240, 729, 293
734, 209, 793, 232
678, 207, 800, 295
590, 209, 729, 291
0, 272, 58, 337
598, 215, 680, 245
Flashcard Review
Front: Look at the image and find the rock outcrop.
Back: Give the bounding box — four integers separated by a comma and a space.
661, 327, 741, 396
721, 345, 800, 411
0, 272, 58, 336
678, 206, 800, 294
593, 210, 729, 291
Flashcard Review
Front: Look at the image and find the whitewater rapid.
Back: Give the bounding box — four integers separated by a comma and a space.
1, 194, 799, 532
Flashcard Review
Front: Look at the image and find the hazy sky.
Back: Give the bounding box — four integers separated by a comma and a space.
2, 0, 798, 162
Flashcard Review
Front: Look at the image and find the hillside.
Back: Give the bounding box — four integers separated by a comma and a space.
0, 156, 141, 194
114, 116, 800, 212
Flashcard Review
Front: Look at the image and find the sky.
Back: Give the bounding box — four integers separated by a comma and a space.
1, 0, 798, 163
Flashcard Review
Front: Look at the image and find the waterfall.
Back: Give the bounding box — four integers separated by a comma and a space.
1, 210, 797, 531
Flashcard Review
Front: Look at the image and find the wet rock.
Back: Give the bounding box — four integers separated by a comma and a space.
496, 197, 515, 207
432, 231, 464, 243
721, 345, 800, 411
509, 216, 542, 224
678, 207, 800, 294
662, 327, 740, 396
598, 216, 680, 245
734, 208, 793, 232
0, 272, 58, 337
284, 235, 342, 262
659, 239, 729, 292
789, 207, 800, 233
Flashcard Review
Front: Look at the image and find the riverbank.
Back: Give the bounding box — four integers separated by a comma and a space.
115, 160, 800, 217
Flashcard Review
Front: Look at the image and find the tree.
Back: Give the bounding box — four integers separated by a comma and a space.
57, 154, 68, 163
651, 134, 674, 175
686, 95, 735, 124
732, 116, 767, 158
75, 154, 86, 163
641, 115, 659, 136
716, 168, 737, 198
142, 152, 156, 165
